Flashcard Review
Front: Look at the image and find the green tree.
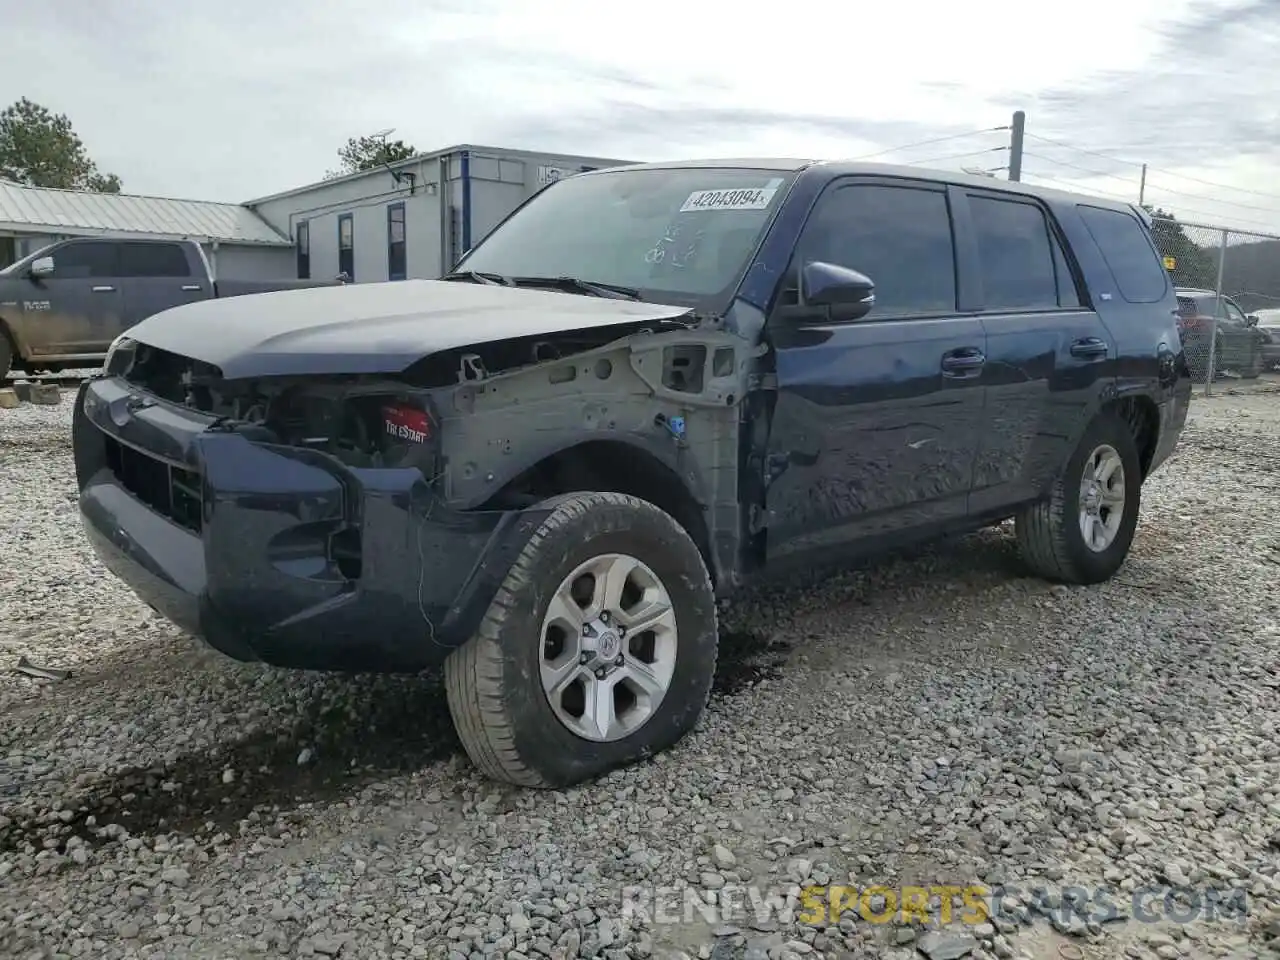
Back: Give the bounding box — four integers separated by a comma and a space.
1143, 205, 1216, 289
327, 135, 417, 178
0, 97, 122, 193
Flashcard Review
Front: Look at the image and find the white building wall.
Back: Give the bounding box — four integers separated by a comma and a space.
246, 145, 635, 283
249, 157, 448, 284
205, 243, 296, 281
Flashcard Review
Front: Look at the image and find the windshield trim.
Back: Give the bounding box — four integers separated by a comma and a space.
451, 165, 801, 313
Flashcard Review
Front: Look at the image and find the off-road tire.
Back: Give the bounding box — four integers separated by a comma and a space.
1014, 409, 1143, 585
0, 335, 11, 381
444, 491, 718, 788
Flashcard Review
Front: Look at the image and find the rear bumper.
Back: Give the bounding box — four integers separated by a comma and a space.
73, 377, 547, 673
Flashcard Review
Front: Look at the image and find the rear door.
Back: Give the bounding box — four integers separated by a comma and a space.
24, 239, 124, 358
119, 242, 209, 335
956, 189, 1114, 512
763, 176, 988, 560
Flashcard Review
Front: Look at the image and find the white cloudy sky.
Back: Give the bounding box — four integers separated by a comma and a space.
4, 0, 1279, 233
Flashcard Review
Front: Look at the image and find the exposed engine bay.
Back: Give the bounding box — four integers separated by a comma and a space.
108, 339, 441, 472
105, 316, 759, 585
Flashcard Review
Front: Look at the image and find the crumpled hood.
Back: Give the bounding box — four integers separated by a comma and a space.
124, 279, 695, 379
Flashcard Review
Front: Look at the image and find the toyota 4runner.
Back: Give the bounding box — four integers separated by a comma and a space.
73, 159, 1192, 788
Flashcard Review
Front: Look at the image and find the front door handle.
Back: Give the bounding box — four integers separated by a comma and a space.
181, 284, 201, 292
91, 285, 115, 293
1070, 337, 1109, 359
941, 348, 986, 376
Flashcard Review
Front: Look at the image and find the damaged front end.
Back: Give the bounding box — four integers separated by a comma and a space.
75, 314, 757, 673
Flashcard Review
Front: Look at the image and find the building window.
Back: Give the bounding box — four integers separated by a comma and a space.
387, 203, 406, 280
338, 213, 354, 281
296, 221, 310, 279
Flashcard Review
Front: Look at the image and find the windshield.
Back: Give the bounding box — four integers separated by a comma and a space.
454, 166, 796, 304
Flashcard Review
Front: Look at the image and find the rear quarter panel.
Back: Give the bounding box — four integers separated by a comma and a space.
1050, 198, 1190, 466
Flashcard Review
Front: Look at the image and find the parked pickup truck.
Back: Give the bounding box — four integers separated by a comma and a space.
73, 159, 1192, 788
0, 237, 339, 378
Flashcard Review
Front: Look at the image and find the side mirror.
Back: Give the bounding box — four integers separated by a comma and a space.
1245, 314, 1259, 327
798, 261, 875, 321
28, 256, 54, 279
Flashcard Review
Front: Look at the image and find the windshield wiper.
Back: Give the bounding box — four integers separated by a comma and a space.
440, 270, 514, 286
511, 276, 642, 301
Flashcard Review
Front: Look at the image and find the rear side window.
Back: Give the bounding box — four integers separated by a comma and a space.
1077, 205, 1168, 303
118, 242, 192, 278
968, 195, 1059, 311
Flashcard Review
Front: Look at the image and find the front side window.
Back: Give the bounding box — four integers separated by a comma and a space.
51, 241, 118, 279
795, 182, 957, 318
1222, 298, 1247, 324
455, 166, 796, 304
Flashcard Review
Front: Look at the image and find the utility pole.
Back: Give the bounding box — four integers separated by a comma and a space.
1138, 163, 1147, 206
1008, 110, 1025, 182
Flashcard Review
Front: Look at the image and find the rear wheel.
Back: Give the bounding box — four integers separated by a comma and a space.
1014, 410, 1142, 585
445, 491, 718, 788
0, 336, 11, 381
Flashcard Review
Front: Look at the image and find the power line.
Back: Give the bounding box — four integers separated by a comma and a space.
850, 126, 1009, 162
1148, 167, 1280, 203
1022, 151, 1138, 187
1024, 130, 1280, 204
1022, 132, 1144, 168
1021, 172, 1136, 203
906, 147, 1009, 167
1022, 172, 1280, 230
1142, 178, 1280, 216
1025, 150, 1280, 216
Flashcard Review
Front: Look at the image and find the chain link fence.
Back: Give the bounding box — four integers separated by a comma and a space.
1149, 216, 1280, 395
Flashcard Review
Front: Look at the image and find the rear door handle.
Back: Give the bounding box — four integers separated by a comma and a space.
181, 284, 201, 291
941, 348, 986, 376
1070, 337, 1109, 359
91, 285, 115, 293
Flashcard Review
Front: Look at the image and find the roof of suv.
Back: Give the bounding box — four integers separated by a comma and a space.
576, 158, 1144, 215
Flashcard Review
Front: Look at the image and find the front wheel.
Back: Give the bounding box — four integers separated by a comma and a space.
445, 491, 718, 788
1014, 410, 1142, 585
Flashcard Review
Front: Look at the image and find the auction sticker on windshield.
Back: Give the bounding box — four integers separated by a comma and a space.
680, 180, 782, 213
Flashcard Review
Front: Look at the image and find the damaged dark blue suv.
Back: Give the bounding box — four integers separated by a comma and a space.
74, 159, 1191, 787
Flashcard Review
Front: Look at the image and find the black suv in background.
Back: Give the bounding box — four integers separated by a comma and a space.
1174, 287, 1269, 380
74, 160, 1192, 787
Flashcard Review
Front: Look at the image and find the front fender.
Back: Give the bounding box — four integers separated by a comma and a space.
451, 428, 708, 513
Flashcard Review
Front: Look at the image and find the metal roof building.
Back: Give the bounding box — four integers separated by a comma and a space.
0, 180, 294, 280
0, 141, 637, 284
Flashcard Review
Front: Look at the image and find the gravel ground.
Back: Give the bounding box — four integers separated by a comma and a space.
2, 381, 1279, 960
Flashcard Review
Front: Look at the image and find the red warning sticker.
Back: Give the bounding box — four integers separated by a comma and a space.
381, 405, 431, 444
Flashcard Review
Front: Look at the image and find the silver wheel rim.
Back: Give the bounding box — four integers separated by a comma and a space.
539, 553, 678, 742
1078, 443, 1126, 552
